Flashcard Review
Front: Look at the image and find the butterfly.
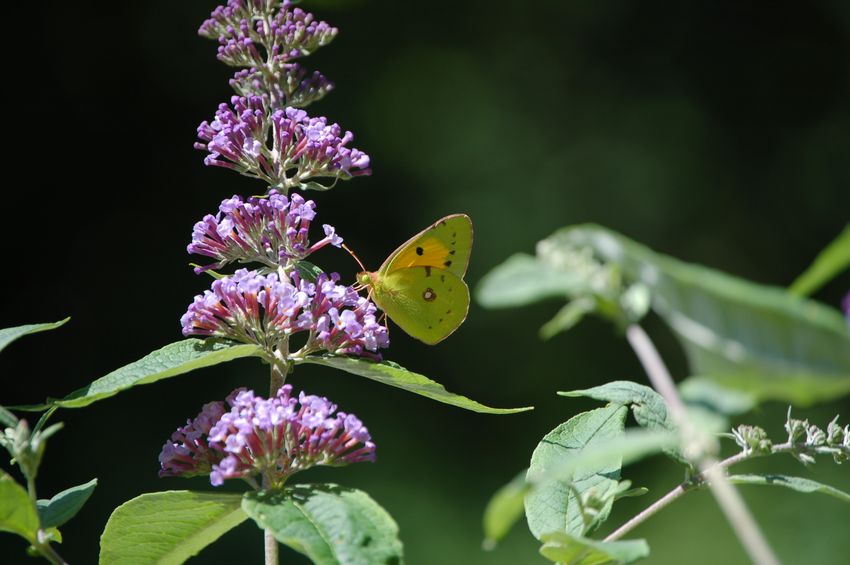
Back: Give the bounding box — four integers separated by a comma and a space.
350, 214, 473, 345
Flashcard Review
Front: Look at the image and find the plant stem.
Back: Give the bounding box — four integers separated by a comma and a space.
623, 324, 780, 565
35, 539, 68, 565
265, 529, 279, 565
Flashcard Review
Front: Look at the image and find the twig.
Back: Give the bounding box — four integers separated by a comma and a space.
622, 324, 780, 565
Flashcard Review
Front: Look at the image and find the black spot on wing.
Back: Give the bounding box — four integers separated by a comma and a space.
415, 246, 424, 256
444, 260, 452, 267
424, 266, 432, 277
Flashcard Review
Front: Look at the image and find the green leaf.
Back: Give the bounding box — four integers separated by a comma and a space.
0, 472, 39, 544
728, 474, 850, 504
540, 298, 595, 340
294, 260, 324, 282
789, 224, 850, 296
548, 225, 850, 406
46, 340, 262, 410
525, 405, 627, 539
482, 471, 529, 549
476, 253, 587, 308
99, 490, 247, 565
37, 478, 97, 529
299, 356, 532, 414
559, 381, 686, 465
678, 376, 756, 416
0, 319, 69, 354
242, 484, 404, 565
539, 531, 649, 565
0, 405, 18, 427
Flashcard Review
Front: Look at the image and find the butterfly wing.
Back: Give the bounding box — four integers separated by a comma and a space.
382, 214, 473, 279
372, 267, 470, 345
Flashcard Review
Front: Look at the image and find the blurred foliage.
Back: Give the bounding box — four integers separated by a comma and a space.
3, 0, 849, 563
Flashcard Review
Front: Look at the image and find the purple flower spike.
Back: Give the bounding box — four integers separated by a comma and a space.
199, 1, 338, 68
230, 64, 334, 109
188, 190, 341, 272
159, 385, 376, 488
158, 401, 228, 478
207, 385, 376, 487
196, 96, 370, 190
181, 269, 388, 358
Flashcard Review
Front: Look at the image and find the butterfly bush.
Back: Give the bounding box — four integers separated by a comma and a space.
159, 385, 376, 488
182, 269, 389, 359
195, 96, 371, 190
195, 0, 367, 192
188, 190, 342, 272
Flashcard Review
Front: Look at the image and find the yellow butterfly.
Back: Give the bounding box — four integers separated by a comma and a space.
350, 214, 473, 345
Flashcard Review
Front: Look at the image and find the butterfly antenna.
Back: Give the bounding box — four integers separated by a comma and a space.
342, 243, 368, 273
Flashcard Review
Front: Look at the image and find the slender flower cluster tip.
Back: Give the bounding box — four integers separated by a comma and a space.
188, 190, 342, 272
196, 0, 368, 192
159, 385, 376, 488
181, 269, 389, 358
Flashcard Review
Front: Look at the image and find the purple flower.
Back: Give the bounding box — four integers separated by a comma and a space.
188, 191, 341, 272
199, 1, 338, 68
159, 385, 376, 488
158, 401, 228, 478
230, 64, 334, 109
196, 96, 370, 190
181, 269, 389, 358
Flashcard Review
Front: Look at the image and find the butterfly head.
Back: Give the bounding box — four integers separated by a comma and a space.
356, 271, 376, 289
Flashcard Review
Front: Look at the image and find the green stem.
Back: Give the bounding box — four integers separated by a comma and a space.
623, 324, 780, 565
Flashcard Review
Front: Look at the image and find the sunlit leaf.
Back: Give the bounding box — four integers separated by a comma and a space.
0, 473, 39, 544
477, 253, 587, 308
539, 531, 649, 564
728, 474, 850, 504
299, 356, 532, 414
28, 340, 262, 410
242, 484, 403, 565
546, 225, 850, 406
37, 478, 97, 529
0, 318, 69, 354
789, 225, 850, 297
482, 470, 528, 549
99, 491, 247, 565
525, 405, 627, 538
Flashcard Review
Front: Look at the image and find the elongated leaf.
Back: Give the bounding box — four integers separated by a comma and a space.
539, 531, 649, 565
477, 253, 587, 308
43, 340, 262, 410
559, 381, 685, 464
37, 478, 97, 529
0, 319, 69, 354
242, 484, 403, 565
99, 490, 247, 565
789, 225, 850, 296
525, 405, 627, 539
540, 298, 595, 340
0, 405, 17, 427
728, 474, 850, 503
548, 225, 850, 406
678, 376, 755, 415
0, 473, 39, 543
482, 471, 528, 548
299, 356, 532, 414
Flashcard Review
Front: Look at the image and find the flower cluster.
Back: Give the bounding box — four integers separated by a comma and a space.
785, 410, 849, 465
189, 191, 341, 272
181, 269, 389, 358
196, 96, 370, 190
199, 1, 338, 68
158, 401, 228, 479
159, 385, 376, 488
230, 64, 333, 108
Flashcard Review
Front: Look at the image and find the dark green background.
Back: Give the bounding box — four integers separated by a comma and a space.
4, 1, 849, 563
